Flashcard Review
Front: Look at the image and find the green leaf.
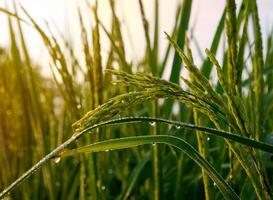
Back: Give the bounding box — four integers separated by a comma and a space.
61, 135, 239, 200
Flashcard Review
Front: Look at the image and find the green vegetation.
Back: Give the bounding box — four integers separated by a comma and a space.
1, 0, 273, 199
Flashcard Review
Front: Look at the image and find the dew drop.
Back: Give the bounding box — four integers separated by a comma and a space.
152, 143, 156, 146
101, 185, 106, 190
207, 137, 210, 141
149, 121, 156, 127
112, 82, 117, 86
105, 149, 109, 152
213, 182, 216, 187
176, 125, 181, 129
54, 157, 61, 164
77, 104, 82, 109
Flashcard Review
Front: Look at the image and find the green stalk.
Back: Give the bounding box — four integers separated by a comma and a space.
185, 37, 211, 199
251, 0, 264, 141
152, 0, 159, 76
168, 0, 192, 84
152, 101, 161, 200
138, 0, 154, 74
138, 1, 161, 199
186, 38, 211, 200
194, 111, 210, 199
225, 0, 238, 190
201, 9, 226, 78
225, 0, 237, 93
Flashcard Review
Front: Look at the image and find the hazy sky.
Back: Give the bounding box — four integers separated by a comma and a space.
0, 0, 273, 75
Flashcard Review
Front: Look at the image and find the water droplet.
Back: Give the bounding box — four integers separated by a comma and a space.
54, 157, 61, 164
101, 185, 106, 190
121, 100, 125, 103
229, 175, 233, 179
213, 182, 216, 187
176, 125, 181, 129
77, 104, 81, 109
105, 149, 109, 152
152, 143, 156, 146
149, 121, 156, 127
112, 82, 117, 86
207, 137, 210, 141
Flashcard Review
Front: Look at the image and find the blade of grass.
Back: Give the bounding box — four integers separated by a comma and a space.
99, 21, 132, 73
159, 4, 182, 77
168, 0, 192, 83
226, 0, 237, 93
0, 7, 29, 24
138, 0, 154, 74
201, 9, 226, 78
163, 0, 192, 119
61, 135, 239, 200
118, 154, 150, 200
138, 1, 161, 198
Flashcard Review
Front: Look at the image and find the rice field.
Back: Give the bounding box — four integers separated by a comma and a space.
0, 0, 273, 199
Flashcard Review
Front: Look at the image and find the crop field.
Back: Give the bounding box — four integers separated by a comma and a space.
0, 0, 273, 199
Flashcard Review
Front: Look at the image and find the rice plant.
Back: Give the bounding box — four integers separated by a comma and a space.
0, 0, 273, 199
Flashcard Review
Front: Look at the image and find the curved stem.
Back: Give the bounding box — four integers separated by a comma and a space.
61, 135, 239, 200
1, 116, 273, 198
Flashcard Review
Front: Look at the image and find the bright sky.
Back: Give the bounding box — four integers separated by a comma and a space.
0, 0, 273, 76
